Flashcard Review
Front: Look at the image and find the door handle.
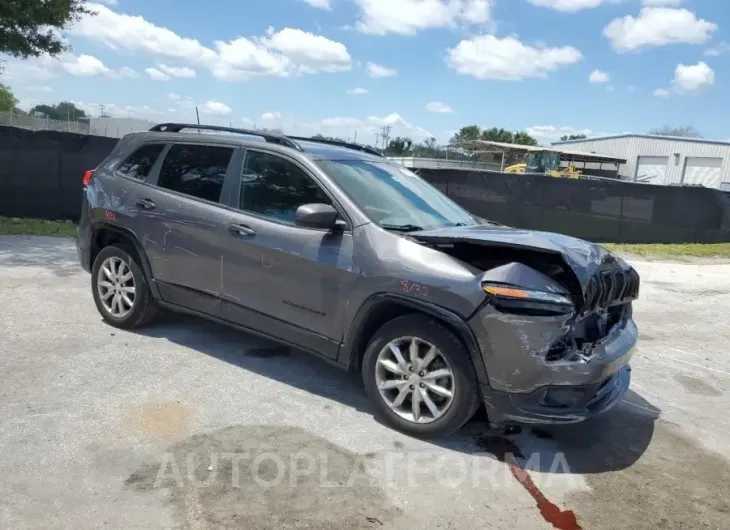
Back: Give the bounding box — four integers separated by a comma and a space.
227, 223, 256, 236
136, 198, 156, 209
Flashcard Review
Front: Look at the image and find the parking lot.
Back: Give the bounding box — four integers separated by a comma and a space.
1, 235, 729, 529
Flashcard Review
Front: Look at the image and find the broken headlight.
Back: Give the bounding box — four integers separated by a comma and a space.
482, 283, 574, 316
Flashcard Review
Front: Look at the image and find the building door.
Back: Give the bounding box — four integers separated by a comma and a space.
635, 156, 669, 185
682, 157, 723, 189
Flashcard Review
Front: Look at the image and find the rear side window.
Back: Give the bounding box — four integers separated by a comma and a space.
157, 144, 233, 203
116, 143, 165, 180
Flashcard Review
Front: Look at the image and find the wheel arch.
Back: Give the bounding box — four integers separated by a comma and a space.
338, 293, 489, 385
89, 222, 160, 300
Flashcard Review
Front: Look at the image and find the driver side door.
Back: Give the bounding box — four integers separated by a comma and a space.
219, 149, 357, 359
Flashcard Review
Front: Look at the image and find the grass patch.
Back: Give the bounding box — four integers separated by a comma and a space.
0, 217, 77, 237
604, 243, 730, 259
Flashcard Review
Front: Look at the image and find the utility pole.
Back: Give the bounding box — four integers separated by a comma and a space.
99, 104, 108, 117
353, 130, 358, 144
380, 125, 392, 155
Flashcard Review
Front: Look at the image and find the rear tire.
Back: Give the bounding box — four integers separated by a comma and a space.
91, 245, 158, 329
362, 314, 480, 439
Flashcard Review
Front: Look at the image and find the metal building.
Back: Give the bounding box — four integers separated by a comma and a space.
552, 134, 730, 190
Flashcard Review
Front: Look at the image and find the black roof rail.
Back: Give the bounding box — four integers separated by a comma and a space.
287, 135, 384, 157
149, 123, 303, 151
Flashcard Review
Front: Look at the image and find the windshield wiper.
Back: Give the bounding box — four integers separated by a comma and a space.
380, 223, 424, 233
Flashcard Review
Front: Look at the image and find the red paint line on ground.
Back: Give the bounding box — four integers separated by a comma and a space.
477, 436, 581, 530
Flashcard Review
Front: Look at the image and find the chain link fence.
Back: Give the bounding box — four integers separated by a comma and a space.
0, 110, 91, 134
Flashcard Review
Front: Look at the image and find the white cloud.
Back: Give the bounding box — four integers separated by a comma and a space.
526, 0, 625, 12
426, 101, 453, 113
671, 61, 714, 94
606, 85, 615, 92
303, 0, 332, 8
262, 111, 283, 120
254, 111, 435, 145
60, 54, 110, 76
96, 0, 118, 4
347, 87, 369, 95
366, 62, 397, 77
603, 8, 717, 52
157, 64, 196, 78
447, 35, 582, 80
72, 100, 161, 119
589, 69, 610, 83
167, 92, 181, 101
705, 41, 730, 57
628, 85, 637, 92
145, 67, 170, 81
355, 0, 493, 36
199, 100, 233, 116
527, 125, 595, 144
642, 0, 681, 5
4, 52, 136, 82
72, 4, 352, 81
261, 27, 352, 74
653, 88, 671, 97
28, 85, 54, 93
116, 66, 140, 79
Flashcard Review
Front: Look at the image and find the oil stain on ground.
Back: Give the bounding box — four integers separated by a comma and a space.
566, 419, 730, 529
126, 425, 402, 529
674, 374, 723, 397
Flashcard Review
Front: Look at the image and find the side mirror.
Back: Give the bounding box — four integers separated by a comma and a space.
295, 203, 342, 230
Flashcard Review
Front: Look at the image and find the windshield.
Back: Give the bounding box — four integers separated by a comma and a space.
526, 151, 560, 173
317, 160, 482, 231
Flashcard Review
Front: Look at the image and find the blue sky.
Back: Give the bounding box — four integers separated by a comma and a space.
2, 0, 728, 145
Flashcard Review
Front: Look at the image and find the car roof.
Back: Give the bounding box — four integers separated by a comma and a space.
125, 124, 386, 163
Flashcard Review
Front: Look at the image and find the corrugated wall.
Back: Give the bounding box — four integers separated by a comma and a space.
554, 137, 730, 186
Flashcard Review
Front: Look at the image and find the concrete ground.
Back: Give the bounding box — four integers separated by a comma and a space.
1, 236, 728, 530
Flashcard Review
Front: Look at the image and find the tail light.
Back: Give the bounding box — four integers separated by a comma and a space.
82, 170, 94, 186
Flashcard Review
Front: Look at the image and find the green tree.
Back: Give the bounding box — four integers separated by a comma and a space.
650, 126, 702, 138
386, 136, 413, 156
512, 131, 538, 146
0, 0, 93, 66
560, 134, 587, 141
481, 127, 514, 143
30, 101, 87, 120
449, 125, 481, 146
0, 82, 18, 111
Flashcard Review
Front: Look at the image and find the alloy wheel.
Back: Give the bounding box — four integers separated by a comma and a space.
374, 336, 455, 424
97, 256, 136, 319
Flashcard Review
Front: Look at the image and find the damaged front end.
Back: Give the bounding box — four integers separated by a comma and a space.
412, 231, 641, 425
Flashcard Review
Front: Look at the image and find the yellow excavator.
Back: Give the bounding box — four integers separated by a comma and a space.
505, 150, 581, 179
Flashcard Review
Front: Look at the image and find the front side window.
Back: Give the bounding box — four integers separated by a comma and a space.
116, 143, 165, 180
317, 160, 480, 231
157, 144, 233, 202
240, 150, 331, 223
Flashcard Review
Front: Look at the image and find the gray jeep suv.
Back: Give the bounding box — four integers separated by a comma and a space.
77, 123, 640, 438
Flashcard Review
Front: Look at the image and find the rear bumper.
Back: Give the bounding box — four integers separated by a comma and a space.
469, 304, 638, 426
76, 231, 91, 273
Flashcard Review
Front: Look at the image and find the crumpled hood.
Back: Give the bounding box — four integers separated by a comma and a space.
411, 224, 614, 290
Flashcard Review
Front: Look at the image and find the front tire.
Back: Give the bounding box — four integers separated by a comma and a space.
362, 314, 480, 439
91, 245, 158, 329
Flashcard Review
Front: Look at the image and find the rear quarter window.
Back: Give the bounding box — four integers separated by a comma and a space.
115, 143, 166, 181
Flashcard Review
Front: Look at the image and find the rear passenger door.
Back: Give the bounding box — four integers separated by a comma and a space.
135, 142, 239, 315
218, 149, 357, 358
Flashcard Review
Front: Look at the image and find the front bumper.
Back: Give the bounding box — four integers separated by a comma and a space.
469, 306, 638, 425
